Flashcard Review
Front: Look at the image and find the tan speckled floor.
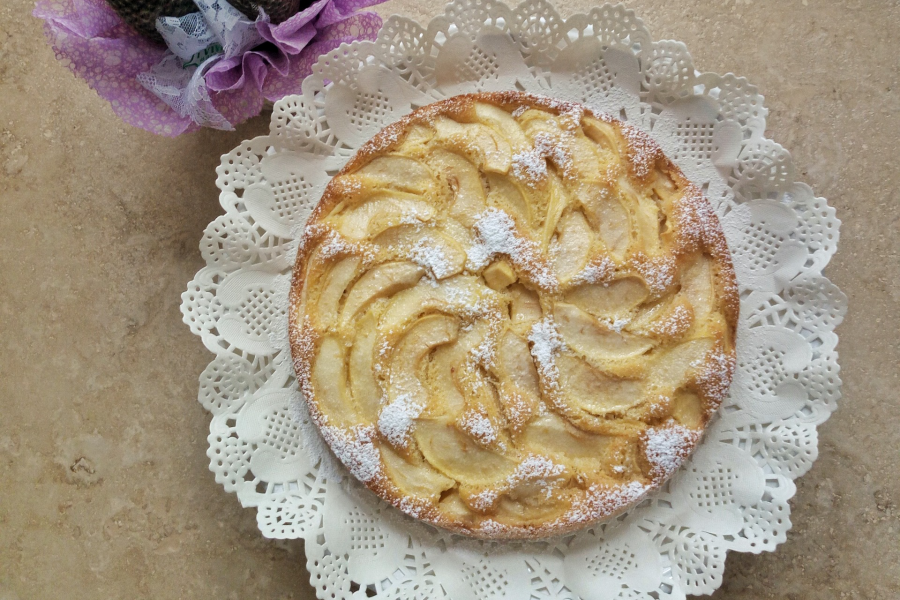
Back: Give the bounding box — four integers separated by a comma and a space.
1, 0, 898, 598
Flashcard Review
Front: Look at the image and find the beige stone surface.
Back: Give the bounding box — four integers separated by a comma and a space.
0, 0, 898, 598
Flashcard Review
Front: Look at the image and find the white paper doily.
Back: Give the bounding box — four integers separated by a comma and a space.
181, 2, 847, 597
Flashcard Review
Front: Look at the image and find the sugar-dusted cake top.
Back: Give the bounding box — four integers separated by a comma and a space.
289, 92, 738, 539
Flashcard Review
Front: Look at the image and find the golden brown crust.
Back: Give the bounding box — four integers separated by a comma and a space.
289, 92, 738, 539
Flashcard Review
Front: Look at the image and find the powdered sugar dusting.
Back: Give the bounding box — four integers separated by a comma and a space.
510, 455, 564, 483
466, 208, 515, 270
318, 229, 357, 260
409, 238, 454, 279
642, 424, 701, 479
528, 317, 564, 392
469, 488, 499, 512
466, 455, 565, 513
534, 131, 575, 179
459, 410, 498, 445
542, 97, 586, 128
648, 303, 693, 338
311, 225, 376, 265
467, 208, 558, 290
320, 424, 382, 483
571, 255, 616, 284
468, 332, 498, 369
565, 481, 648, 525
396, 496, 426, 518
399, 211, 427, 226
365, 123, 405, 156
610, 317, 630, 333
692, 344, 736, 405
378, 394, 424, 448
620, 122, 662, 179
511, 148, 547, 185
478, 519, 508, 536
290, 316, 317, 403
633, 255, 676, 295
674, 184, 723, 250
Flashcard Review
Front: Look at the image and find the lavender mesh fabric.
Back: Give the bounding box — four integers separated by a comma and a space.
34, 0, 385, 136
261, 13, 383, 100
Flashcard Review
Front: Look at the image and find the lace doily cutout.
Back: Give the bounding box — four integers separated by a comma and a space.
181, 1, 845, 597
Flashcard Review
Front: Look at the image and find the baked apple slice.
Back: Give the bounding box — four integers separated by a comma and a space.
494, 329, 541, 434
335, 194, 436, 240
355, 155, 436, 195
380, 445, 455, 502
314, 256, 361, 329
349, 313, 382, 423
415, 418, 517, 486
433, 117, 512, 174
551, 209, 593, 282
474, 102, 530, 152
429, 149, 487, 226
564, 276, 649, 318
578, 182, 631, 259
553, 303, 654, 360
341, 261, 425, 325
374, 225, 467, 279
556, 354, 644, 416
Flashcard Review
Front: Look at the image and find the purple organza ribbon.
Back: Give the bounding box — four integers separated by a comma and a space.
34, 0, 384, 136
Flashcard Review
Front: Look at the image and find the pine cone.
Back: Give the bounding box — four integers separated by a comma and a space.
107, 0, 304, 43
106, 0, 197, 41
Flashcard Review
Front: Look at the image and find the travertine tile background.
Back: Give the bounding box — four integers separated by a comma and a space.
1, 0, 898, 598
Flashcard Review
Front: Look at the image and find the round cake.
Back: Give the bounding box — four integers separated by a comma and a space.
288, 92, 738, 539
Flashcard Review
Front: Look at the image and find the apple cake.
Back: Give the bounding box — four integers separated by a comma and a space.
288, 92, 738, 539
